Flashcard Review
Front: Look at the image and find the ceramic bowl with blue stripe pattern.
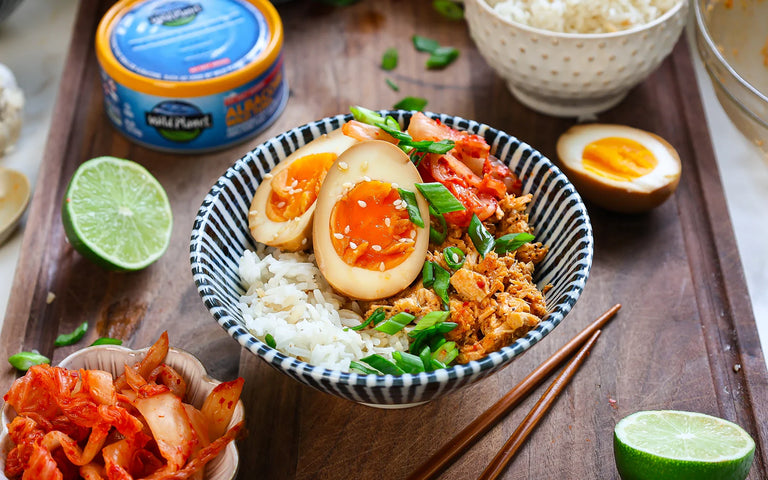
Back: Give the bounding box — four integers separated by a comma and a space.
190, 111, 593, 407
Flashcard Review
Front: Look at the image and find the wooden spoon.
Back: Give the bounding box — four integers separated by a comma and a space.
0, 167, 30, 245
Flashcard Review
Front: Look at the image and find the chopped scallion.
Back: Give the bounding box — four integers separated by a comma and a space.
350, 106, 386, 126
8, 352, 50, 371
393, 96, 428, 112
415, 183, 465, 214
422, 261, 435, 288
429, 205, 448, 244
381, 48, 398, 71
375, 312, 416, 334
349, 307, 386, 331
495, 232, 535, 255
398, 188, 424, 228
350, 360, 381, 375
386, 78, 400, 92
360, 354, 405, 375
433, 0, 464, 20
468, 214, 495, 258
437, 322, 458, 334
429, 335, 447, 351
410, 310, 451, 335
433, 264, 451, 305
432, 341, 458, 364
54, 321, 88, 347
90, 337, 122, 346
412, 35, 440, 53
393, 351, 425, 374
419, 346, 433, 371
427, 46, 460, 69
430, 358, 448, 370
265, 333, 277, 348
443, 246, 465, 270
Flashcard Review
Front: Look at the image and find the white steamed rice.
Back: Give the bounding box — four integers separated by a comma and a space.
486, 0, 681, 34
237, 245, 410, 371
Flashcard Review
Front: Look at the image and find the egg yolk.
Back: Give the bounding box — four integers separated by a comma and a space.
582, 137, 657, 182
330, 180, 416, 272
266, 153, 337, 222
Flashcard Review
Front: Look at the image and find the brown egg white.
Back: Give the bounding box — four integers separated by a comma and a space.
249, 128, 359, 251
313, 140, 429, 300
556, 124, 681, 213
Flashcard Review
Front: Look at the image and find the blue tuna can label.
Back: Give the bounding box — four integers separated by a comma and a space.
96, 0, 287, 153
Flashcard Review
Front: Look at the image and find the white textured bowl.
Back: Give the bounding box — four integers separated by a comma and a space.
464, 0, 689, 117
0, 345, 243, 479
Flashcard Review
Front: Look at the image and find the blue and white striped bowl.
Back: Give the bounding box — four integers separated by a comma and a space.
190, 111, 593, 407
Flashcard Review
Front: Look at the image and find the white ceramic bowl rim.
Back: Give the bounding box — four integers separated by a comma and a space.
693, 0, 768, 108
473, 0, 687, 39
190, 110, 594, 390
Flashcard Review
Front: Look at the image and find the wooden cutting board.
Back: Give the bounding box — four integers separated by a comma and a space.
2, 0, 767, 478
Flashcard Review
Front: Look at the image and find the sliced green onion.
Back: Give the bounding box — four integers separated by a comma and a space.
419, 346, 433, 371
350, 360, 381, 375
412, 35, 440, 53
410, 310, 451, 335
429, 335, 447, 351
8, 352, 50, 371
431, 341, 457, 364
422, 261, 436, 288
394, 96, 428, 112
375, 312, 416, 334
437, 322, 458, 334
90, 337, 122, 346
376, 123, 454, 155
54, 321, 88, 347
433, 264, 451, 305
386, 78, 400, 92
415, 183, 465, 214
427, 46, 460, 69
349, 307, 386, 331
265, 333, 277, 348
443, 246, 465, 270
495, 232, 536, 256
381, 48, 398, 70
384, 115, 401, 131
433, 0, 464, 20
430, 358, 448, 370
429, 205, 448, 244
393, 351, 425, 374
468, 214, 495, 258
360, 354, 405, 375
398, 188, 424, 228
351, 106, 386, 126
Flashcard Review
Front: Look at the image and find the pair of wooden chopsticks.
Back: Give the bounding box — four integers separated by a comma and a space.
407, 303, 622, 480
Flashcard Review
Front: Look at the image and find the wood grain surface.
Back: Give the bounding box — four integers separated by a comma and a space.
2, 1, 767, 479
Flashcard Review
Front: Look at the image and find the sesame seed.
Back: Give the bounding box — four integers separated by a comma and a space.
358, 200, 367, 208
338, 161, 349, 171
362, 176, 371, 182
264, 173, 274, 179
278, 202, 286, 208
302, 238, 308, 245
342, 182, 354, 189
379, 262, 386, 271
362, 160, 369, 171
452, 253, 460, 263
350, 242, 358, 249
384, 217, 391, 227
333, 233, 344, 239
372, 245, 382, 251
344, 225, 350, 234
410, 230, 416, 239
290, 179, 298, 188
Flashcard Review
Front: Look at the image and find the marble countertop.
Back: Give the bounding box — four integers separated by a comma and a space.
1, 1, 767, 363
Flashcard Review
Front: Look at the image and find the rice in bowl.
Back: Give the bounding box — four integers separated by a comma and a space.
237, 245, 410, 371
486, 0, 682, 33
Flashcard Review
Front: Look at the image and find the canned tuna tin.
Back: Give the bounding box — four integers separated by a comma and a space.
96, 0, 287, 153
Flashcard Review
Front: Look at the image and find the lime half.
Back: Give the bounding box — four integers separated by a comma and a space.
62, 156, 172, 271
614, 410, 755, 480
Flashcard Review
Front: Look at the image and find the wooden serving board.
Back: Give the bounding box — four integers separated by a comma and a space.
2, 0, 767, 478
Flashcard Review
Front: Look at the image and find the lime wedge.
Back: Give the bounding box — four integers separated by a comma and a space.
62, 156, 172, 271
614, 410, 755, 480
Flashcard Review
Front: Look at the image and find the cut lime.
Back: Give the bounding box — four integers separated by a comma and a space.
614, 410, 755, 480
62, 156, 172, 271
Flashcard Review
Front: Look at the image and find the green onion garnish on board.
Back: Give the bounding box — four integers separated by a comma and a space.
350, 360, 381, 375
468, 214, 495, 258
393, 96, 428, 112
397, 188, 424, 228
412, 35, 440, 53
386, 78, 400, 92
422, 261, 436, 288
427, 46, 460, 69
54, 321, 88, 347
375, 312, 416, 335
495, 232, 535, 255
8, 352, 50, 372
393, 351, 425, 374
433, 0, 464, 20
429, 205, 448, 244
432, 264, 451, 305
360, 354, 405, 375
90, 337, 123, 346
415, 183, 465, 214
381, 48, 398, 71
349, 307, 386, 331
443, 246, 465, 270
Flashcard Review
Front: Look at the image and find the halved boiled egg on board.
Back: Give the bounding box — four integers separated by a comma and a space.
556, 124, 681, 213
249, 128, 359, 251
313, 140, 430, 300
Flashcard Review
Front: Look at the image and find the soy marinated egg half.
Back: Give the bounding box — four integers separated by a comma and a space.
556, 124, 681, 213
249, 128, 359, 251
313, 140, 430, 300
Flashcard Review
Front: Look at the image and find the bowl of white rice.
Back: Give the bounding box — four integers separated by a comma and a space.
464, 0, 688, 117
190, 111, 593, 407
